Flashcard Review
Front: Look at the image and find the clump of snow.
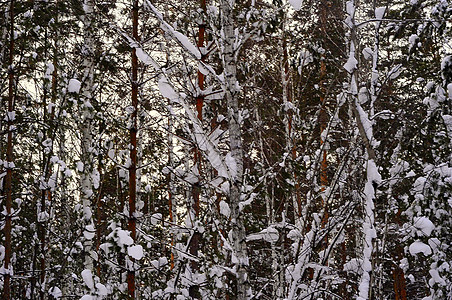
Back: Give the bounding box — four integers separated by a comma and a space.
219, 200, 231, 218
409, 34, 419, 51
246, 226, 279, 243
76, 161, 84, 172
288, 0, 302, 11
136, 48, 155, 67
96, 283, 108, 296
429, 269, 446, 286
358, 87, 369, 104
344, 53, 358, 73
128, 245, 144, 260
375, 7, 386, 19
362, 47, 373, 60
81, 269, 94, 290
409, 241, 432, 256
298, 49, 313, 68
225, 153, 237, 179
151, 213, 162, 225
4, 111, 15, 122
83, 224, 95, 240
413, 217, 435, 236
67, 79, 81, 93
151, 257, 168, 269
158, 77, 179, 102
173, 31, 201, 59
117, 229, 134, 246
344, 258, 363, 274
48, 287, 62, 299
389, 64, 403, 79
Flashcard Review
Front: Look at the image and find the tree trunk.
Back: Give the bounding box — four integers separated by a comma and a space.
80, 2, 97, 296
3, 1, 14, 298
219, 1, 249, 298
189, 2, 206, 296
127, 0, 139, 298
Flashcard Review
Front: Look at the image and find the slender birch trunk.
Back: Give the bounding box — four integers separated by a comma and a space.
38, 21, 50, 300
219, 1, 249, 298
345, 2, 381, 299
79, 3, 97, 294
3, 1, 14, 298
280, 18, 295, 298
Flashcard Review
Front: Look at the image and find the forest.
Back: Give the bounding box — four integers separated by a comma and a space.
0, 0, 451, 299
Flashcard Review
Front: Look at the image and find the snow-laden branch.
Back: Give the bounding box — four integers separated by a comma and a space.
143, 0, 224, 84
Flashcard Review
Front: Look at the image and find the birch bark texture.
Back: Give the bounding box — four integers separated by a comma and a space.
80, 0, 96, 270
219, 0, 249, 299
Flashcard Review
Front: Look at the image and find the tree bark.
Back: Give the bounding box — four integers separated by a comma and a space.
219, 1, 249, 298
127, 0, 139, 298
189, 3, 207, 295
79, 3, 97, 297
3, 1, 14, 298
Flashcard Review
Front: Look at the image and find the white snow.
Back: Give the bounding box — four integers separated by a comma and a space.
151, 213, 162, 225
151, 257, 168, 269
409, 241, 432, 256
117, 229, 134, 246
45, 62, 54, 80
219, 200, 231, 218
225, 152, 237, 179
358, 87, 369, 104
246, 226, 279, 243
96, 283, 108, 296
81, 269, 94, 290
146, 1, 201, 59
413, 217, 435, 236
346, 0, 355, 15
298, 49, 313, 69
362, 47, 373, 60
128, 245, 144, 260
447, 83, 452, 100
344, 258, 363, 274
68, 79, 81, 93
136, 47, 157, 67
389, 64, 403, 79
4, 111, 15, 122
76, 161, 84, 172
375, 7, 386, 19
429, 269, 446, 286
83, 224, 95, 240
173, 31, 201, 59
356, 102, 373, 143
344, 54, 358, 73
288, 0, 302, 11
48, 287, 62, 299
38, 212, 50, 222
92, 169, 100, 189
158, 77, 179, 102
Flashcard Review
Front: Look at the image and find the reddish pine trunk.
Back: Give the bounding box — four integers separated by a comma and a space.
393, 209, 407, 300
319, 0, 329, 240
127, 0, 139, 298
189, 2, 206, 297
